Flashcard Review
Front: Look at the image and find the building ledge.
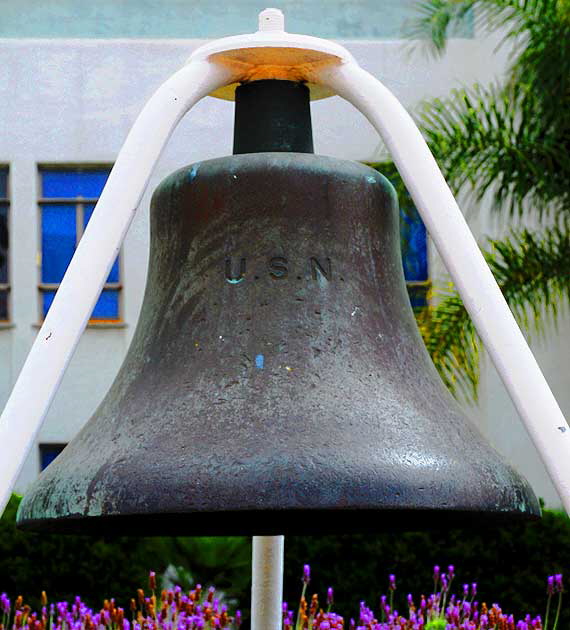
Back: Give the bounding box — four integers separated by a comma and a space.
32, 322, 128, 330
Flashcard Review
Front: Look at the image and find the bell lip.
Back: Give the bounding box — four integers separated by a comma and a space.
17, 505, 541, 537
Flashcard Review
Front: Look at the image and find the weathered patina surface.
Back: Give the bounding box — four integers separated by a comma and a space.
17, 153, 540, 534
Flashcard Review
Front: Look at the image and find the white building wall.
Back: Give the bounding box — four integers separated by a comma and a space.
1, 32, 567, 507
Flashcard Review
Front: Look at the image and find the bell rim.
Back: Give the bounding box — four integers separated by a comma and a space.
17, 505, 541, 537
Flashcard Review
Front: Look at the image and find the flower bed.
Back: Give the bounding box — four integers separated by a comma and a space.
0, 566, 563, 630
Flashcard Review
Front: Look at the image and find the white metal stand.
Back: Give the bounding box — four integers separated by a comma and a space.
0, 8, 568, 630
251, 536, 284, 630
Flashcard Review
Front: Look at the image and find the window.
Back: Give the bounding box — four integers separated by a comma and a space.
39, 443, 67, 471
39, 167, 120, 321
400, 203, 429, 311
0, 168, 9, 321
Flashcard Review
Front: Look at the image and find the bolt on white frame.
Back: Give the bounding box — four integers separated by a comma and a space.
0, 8, 568, 630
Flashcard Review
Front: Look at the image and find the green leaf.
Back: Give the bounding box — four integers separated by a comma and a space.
418, 224, 570, 401
419, 83, 570, 219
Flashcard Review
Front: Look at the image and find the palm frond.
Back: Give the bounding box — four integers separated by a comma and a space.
508, 4, 570, 131
409, 0, 564, 53
408, 1, 478, 53
418, 223, 570, 401
419, 83, 570, 218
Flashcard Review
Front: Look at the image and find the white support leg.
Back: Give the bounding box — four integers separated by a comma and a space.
0, 60, 233, 515
251, 535, 284, 630
316, 61, 570, 512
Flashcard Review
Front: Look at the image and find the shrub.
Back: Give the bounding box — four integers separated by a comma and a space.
284, 509, 570, 627
3, 494, 569, 626
0, 496, 250, 613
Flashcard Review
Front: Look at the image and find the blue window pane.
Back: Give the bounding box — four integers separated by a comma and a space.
44, 288, 119, 320
400, 205, 428, 282
42, 289, 56, 317
41, 170, 110, 198
41, 205, 76, 283
40, 444, 67, 470
0, 170, 7, 198
84, 204, 119, 282
0, 204, 8, 283
91, 289, 119, 320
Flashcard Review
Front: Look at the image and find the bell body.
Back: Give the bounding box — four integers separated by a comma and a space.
17, 153, 540, 534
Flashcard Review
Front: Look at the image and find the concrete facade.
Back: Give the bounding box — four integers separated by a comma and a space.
0, 0, 472, 40
0, 6, 567, 507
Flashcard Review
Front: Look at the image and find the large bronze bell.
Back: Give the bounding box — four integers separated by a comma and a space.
17, 80, 540, 535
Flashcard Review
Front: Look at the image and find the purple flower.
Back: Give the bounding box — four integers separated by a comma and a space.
433, 565, 440, 581
0, 564, 563, 630
547, 575, 555, 595
1, 594, 10, 615
303, 564, 311, 585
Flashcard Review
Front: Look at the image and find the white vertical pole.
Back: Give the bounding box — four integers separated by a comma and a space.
251, 535, 284, 630
0, 60, 233, 516
316, 61, 570, 513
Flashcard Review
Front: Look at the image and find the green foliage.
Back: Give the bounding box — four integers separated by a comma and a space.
398, 0, 570, 394
419, 83, 570, 218
0, 495, 251, 613
409, 0, 570, 216
4, 494, 570, 627
418, 223, 570, 400
410, 1, 477, 51
284, 507, 570, 627
160, 537, 252, 605
411, 0, 570, 217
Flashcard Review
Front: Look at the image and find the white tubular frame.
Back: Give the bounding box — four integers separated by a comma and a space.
315, 61, 570, 511
0, 59, 233, 515
251, 536, 285, 630
0, 22, 568, 630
